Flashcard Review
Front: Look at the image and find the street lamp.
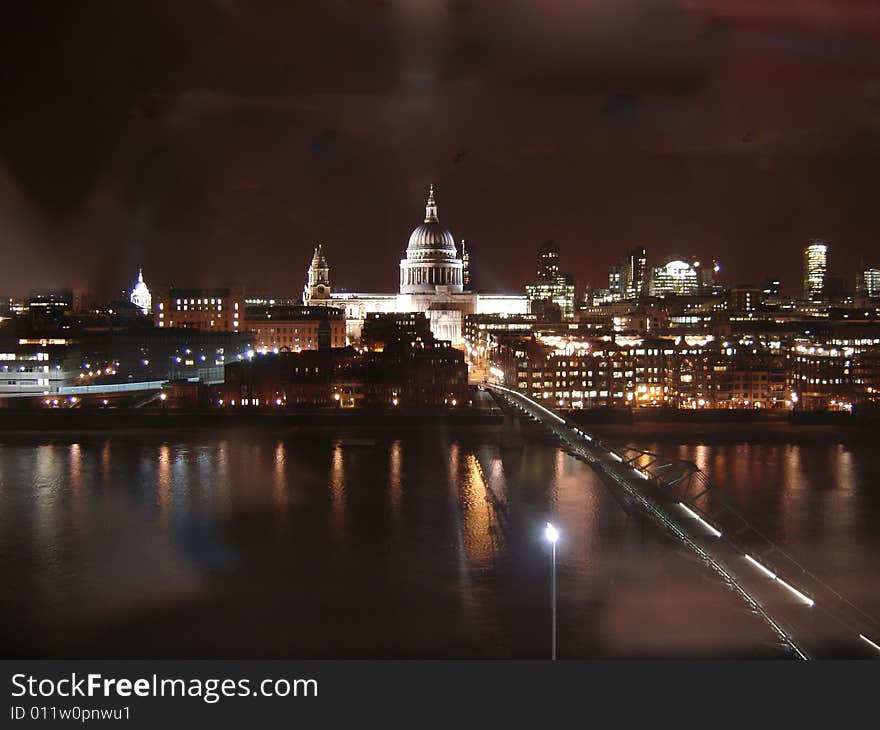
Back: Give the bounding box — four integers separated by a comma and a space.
545, 521, 559, 660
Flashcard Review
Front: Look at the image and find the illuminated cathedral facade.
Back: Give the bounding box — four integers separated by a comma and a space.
301, 185, 527, 345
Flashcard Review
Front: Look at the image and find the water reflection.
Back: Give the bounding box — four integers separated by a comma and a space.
1, 426, 877, 658
156, 444, 172, 527
389, 439, 402, 525
273, 442, 289, 534
329, 443, 346, 542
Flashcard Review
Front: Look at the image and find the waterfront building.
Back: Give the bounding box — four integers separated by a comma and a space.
493, 332, 791, 410
853, 347, 880, 406
803, 241, 828, 300
223, 339, 468, 409
463, 313, 540, 368
789, 343, 854, 410
155, 287, 245, 331
0, 340, 74, 396
129, 269, 152, 315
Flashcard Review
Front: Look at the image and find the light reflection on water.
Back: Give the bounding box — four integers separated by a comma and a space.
1, 424, 874, 658
598, 423, 880, 627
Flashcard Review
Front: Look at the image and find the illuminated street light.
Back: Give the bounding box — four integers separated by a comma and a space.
545, 522, 559, 660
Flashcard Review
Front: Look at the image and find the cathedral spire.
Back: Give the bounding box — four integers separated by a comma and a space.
311, 243, 328, 270
424, 184, 438, 223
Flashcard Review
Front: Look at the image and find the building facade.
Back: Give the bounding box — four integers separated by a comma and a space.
155, 287, 245, 331
650, 260, 699, 297
245, 305, 346, 352
525, 241, 576, 319
307, 185, 527, 346
859, 268, 880, 299
803, 241, 828, 300
623, 247, 648, 300
223, 340, 468, 409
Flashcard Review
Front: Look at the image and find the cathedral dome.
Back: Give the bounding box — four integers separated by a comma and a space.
129, 268, 152, 315
399, 185, 464, 295
405, 185, 457, 259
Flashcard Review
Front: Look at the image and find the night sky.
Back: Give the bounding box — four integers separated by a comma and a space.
2, 1, 880, 300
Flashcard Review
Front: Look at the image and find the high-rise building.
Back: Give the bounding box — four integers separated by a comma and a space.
129, 269, 152, 315
650, 260, 699, 297
622, 247, 647, 300
608, 264, 623, 301
693, 258, 721, 293
859, 268, 880, 298
302, 244, 332, 306
803, 241, 828, 300
525, 240, 576, 319
536, 241, 561, 280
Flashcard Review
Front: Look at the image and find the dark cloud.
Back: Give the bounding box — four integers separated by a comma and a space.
1, 0, 879, 299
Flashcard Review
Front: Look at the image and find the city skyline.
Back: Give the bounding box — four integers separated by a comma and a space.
8, 229, 874, 309
7, 0, 880, 695
3, 3, 880, 298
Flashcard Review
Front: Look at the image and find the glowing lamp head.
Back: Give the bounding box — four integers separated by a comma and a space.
545, 522, 559, 544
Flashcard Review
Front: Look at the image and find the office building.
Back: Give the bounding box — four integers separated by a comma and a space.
803, 241, 828, 300
155, 287, 245, 331
525, 241, 576, 319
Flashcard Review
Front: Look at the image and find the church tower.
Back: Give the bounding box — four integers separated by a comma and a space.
303, 244, 332, 305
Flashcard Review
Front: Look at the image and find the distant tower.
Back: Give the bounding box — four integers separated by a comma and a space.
303, 244, 331, 305
525, 240, 575, 319
861, 268, 880, 298
622, 247, 647, 300
803, 241, 828, 300
461, 239, 472, 289
129, 268, 152, 315
536, 241, 561, 280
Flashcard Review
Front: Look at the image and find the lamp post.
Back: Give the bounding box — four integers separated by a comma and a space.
545, 521, 559, 660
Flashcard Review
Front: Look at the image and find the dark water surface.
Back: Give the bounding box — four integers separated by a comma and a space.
1, 422, 874, 658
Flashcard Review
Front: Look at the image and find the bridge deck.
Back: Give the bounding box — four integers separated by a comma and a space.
486, 384, 880, 660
